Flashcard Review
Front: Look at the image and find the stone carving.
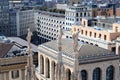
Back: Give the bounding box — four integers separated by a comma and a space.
72, 31, 80, 52
57, 26, 64, 51
55, 26, 65, 80
26, 28, 33, 50
25, 28, 36, 80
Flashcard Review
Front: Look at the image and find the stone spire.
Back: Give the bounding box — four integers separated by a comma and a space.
55, 26, 65, 80
72, 31, 80, 80
25, 28, 36, 80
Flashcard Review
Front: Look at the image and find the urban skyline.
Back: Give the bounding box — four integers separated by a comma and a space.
0, 0, 120, 80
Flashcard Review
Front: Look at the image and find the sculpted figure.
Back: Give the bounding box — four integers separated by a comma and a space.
72, 31, 80, 52
26, 28, 33, 49
57, 26, 64, 51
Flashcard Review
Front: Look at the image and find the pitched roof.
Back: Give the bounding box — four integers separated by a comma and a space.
0, 43, 13, 58
41, 38, 114, 59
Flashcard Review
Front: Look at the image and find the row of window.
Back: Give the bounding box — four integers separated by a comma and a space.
39, 55, 115, 80
74, 28, 107, 40
81, 65, 114, 80
37, 21, 64, 27
37, 17, 64, 24
66, 12, 90, 17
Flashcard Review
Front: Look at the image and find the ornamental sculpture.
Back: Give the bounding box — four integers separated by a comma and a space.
57, 25, 64, 51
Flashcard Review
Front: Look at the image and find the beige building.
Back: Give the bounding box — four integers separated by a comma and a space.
36, 38, 120, 80
64, 17, 120, 52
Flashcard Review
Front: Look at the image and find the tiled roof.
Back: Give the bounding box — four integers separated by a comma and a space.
41, 38, 114, 59
0, 43, 13, 58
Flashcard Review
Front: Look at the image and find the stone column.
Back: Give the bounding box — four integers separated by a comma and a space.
50, 61, 53, 80
38, 54, 41, 73
44, 58, 47, 78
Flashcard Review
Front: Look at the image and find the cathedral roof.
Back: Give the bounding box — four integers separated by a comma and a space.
0, 43, 13, 58
40, 38, 116, 60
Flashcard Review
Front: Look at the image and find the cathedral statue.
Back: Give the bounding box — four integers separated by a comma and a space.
57, 25, 64, 51
55, 25, 65, 80
72, 31, 80, 52
25, 28, 36, 80
26, 28, 33, 50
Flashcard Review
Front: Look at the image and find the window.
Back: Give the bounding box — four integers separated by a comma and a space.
115, 27, 118, 32
106, 65, 114, 80
85, 31, 87, 35
90, 32, 92, 36
84, 21, 86, 26
76, 13, 78, 17
81, 70, 87, 80
11, 70, 19, 79
93, 68, 101, 80
104, 35, 107, 40
99, 34, 101, 38
81, 30, 83, 34
94, 33, 96, 38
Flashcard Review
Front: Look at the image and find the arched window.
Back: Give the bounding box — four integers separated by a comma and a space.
46, 58, 50, 78
93, 68, 101, 80
106, 65, 114, 80
76, 13, 78, 17
66, 69, 71, 80
81, 70, 87, 80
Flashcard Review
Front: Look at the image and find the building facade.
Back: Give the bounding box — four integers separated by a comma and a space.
67, 17, 120, 51
0, 0, 10, 36
9, 8, 35, 36
65, 4, 92, 30
35, 11, 65, 40
36, 38, 120, 80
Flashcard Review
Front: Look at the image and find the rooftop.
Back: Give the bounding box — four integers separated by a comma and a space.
8, 37, 38, 52
0, 43, 13, 58
40, 38, 116, 60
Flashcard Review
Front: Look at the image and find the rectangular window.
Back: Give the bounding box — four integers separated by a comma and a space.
11, 70, 19, 79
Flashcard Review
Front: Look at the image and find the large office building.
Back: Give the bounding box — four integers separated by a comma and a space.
0, 0, 10, 36
35, 10, 65, 40
9, 8, 35, 36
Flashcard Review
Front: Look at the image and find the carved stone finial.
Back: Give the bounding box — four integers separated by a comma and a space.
57, 26, 64, 51
72, 31, 80, 52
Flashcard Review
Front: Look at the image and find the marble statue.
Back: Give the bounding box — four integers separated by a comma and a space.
55, 26, 65, 80
72, 31, 80, 52
25, 28, 36, 80
57, 26, 64, 51
26, 28, 33, 50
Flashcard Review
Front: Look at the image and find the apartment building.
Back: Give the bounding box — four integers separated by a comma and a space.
65, 4, 92, 30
